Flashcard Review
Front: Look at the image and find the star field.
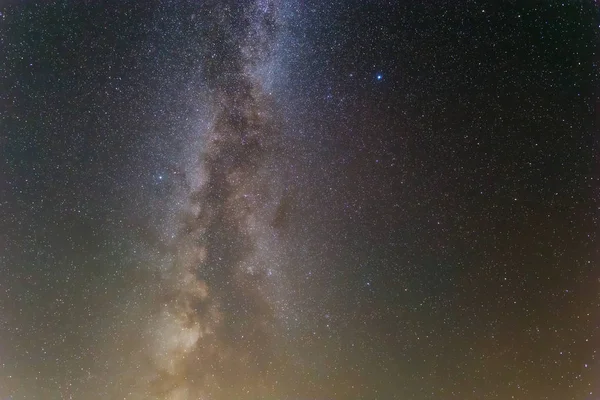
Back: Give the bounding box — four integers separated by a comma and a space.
1, 1, 599, 399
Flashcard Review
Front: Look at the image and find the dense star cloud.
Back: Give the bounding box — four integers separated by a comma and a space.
1, 1, 599, 399
143, 2, 286, 398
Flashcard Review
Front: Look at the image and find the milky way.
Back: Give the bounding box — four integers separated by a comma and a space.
130, 1, 290, 399
143, 1, 286, 399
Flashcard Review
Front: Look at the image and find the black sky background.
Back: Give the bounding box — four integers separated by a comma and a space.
1, 1, 599, 399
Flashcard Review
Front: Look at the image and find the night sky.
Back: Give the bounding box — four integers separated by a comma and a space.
1, 1, 599, 399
